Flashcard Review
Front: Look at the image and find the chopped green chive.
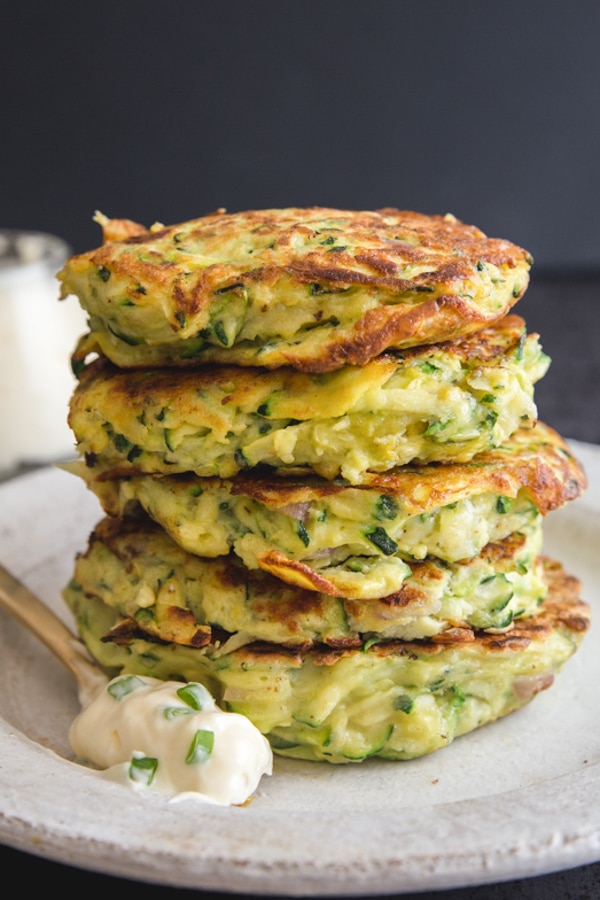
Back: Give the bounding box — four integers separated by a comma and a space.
134, 609, 155, 629
393, 694, 413, 714
362, 637, 382, 651
163, 706, 194, 721
213, 321, 229, 345
139, 651, 161, 667
297, 522, 310, 546
177, 682, 212, 710
234, 448, 249, 469
375, 494, 399, 521
425, 419, 449, 436
215, 282, 244, 294
108, 674, 147, 700
449, 685, 466, 709
186, 729, 214, 764
365, 527, 398, 555
515, 332, 526, 360
129, 755, 158, 785
113, 432, 131, 454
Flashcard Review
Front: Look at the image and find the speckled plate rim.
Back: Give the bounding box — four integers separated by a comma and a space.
0, 439, 599, 897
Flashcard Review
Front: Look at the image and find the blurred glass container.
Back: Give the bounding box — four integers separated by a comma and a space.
0, 229, 87, 478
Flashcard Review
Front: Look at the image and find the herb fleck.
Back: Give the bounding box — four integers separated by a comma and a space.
365, 527, 398, 555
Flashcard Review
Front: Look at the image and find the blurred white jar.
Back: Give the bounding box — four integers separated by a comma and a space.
0, 229, 87, 476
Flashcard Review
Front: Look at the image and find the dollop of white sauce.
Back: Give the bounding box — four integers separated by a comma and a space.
69, 675, 272, 805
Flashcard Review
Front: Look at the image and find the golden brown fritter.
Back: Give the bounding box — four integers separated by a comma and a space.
68, 315, 549, 482
71, 422, 586, 600
60, 207, 532, 372
65, 514, 546, 647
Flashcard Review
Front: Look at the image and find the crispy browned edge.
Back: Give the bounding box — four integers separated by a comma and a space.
209, 556, 590, 667
91, 511, 589, 659
69, 208, 532, 372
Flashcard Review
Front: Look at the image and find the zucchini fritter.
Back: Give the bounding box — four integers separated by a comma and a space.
59, 207, 532, 373
73, 423, 585, 600
65, 515, 546, 647
63, 555, 590, 763
69, 315, 549, 482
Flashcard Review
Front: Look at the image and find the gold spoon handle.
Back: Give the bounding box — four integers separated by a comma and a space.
0, 562, 107, 704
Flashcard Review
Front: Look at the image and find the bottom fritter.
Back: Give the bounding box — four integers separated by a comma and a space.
64, 554, 589, 764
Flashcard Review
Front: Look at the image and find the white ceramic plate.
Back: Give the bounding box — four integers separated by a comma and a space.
0, 442, 599, 896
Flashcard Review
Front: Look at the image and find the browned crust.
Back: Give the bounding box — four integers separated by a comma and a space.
95, 207, 530, 277
282, 293, 495, 372
223, 421, 587, 517
92, 513, 588, 657
400, 313, 531, 364
73, 312, 530, 393
90, 422, 586, 524
257, 550, 343, 597
65, 207, 532, 372
104, 612, 212, 649
98, 217, 148, 242
476, 530, 527, 564
220, 555, 590, 667
88, 516, 539, 651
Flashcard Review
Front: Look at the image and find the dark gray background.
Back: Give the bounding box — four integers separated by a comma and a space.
2, 1, 599, 270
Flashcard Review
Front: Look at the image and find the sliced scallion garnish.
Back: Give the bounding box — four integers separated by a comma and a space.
108, 674, 147, 700
129, 755, 158, 785
163, 706, 194, 721
177, 682, 212, 711
186, 729, 214, 764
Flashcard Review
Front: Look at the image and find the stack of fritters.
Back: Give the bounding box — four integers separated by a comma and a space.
59, 207, 590, 763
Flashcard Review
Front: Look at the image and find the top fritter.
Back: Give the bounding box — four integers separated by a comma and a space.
60, 207, 532, 373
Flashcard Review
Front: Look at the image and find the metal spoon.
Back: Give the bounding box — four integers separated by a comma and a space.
0, 561, 107, 706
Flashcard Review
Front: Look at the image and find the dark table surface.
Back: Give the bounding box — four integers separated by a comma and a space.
1, 274, 599, 899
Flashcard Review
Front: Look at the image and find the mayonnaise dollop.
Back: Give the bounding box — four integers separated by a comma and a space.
69, 675, 273, 805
